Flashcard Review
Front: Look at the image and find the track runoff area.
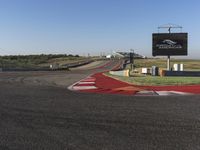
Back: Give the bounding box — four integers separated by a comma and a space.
68, 60, 200, 96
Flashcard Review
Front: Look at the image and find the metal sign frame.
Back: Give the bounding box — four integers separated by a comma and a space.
152, 24, 188, 70
152, 33, 188, 56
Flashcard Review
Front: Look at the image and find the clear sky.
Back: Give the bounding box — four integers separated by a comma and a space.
0, 0, 199, 58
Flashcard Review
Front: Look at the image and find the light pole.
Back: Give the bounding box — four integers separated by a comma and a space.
130, 49, 134, 71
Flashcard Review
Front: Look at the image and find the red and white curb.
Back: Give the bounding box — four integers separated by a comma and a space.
68, 76, 98, 91
68, 76, 194, 96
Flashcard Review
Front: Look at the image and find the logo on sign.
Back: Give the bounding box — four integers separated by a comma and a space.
156, 39, 182, 49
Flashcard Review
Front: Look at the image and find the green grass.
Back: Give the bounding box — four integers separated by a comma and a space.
105, 73, 200, 86
133, 58, 200, 70
106, 57, 200, 86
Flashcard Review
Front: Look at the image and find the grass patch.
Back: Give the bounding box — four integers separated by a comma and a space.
133, 58, 200, 70
105, 72, 200, 86
0, 54, 87, 69
111, 58, 200, 85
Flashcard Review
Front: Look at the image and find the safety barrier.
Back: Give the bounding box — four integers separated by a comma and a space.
109, 69, 130, 77
165, 71, 200, 77
159, 69, 166, 77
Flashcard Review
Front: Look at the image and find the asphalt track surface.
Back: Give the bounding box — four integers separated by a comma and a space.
1, 60, 200, 150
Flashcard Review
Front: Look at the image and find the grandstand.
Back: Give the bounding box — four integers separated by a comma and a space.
113, 51, 146, 59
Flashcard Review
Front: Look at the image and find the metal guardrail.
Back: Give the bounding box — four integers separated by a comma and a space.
63, 60, 94, 68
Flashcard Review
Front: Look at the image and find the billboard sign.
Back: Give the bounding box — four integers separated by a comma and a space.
152, 33, 188, 56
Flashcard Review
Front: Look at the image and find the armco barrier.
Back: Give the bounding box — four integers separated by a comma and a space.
62, 60, 93, 68
109, 69, 129, 77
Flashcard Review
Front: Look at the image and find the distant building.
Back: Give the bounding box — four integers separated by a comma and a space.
106, 54, 113, 59
115, 52, 146, 59
105, 51, 146, 59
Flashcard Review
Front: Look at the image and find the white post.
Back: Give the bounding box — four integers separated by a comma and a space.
167, 55, 170, 70
180, 64, 184, 71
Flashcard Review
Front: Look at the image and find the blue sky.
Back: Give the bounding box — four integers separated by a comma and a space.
0, 0, 200, 58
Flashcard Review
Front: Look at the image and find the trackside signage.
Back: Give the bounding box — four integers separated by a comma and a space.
152, 33, 188, 56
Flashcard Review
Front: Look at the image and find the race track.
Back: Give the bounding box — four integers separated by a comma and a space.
0, 60, 200, 150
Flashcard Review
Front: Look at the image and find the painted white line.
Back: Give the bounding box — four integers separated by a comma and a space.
72, 86, 97, 90
156, 91, 192, 96
136, 90, 193, 96
77, 82, 95, 84
136, 90, 158, 96
169, 91, 193, 95
75, 83, 95, 86
68, 75, 97, 91
68, 77, 91, 91
81, 79, 96, 82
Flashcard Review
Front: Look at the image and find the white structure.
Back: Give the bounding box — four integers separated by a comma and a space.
106, 54, 113, 59
180, 64, 184, 71
141, 68, 150, 74
173, 64, 184, 71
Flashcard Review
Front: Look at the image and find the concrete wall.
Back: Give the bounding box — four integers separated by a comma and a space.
109, 69, 129, 77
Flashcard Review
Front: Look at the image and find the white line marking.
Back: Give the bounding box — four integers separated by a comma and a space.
136, 90, 193, 96
81, 79, 96, 82
156, 91, 192, 96
136, 90, 158, 96
72, 86, 97, 90
68, 75, 97, 91
77, 82, 95, 84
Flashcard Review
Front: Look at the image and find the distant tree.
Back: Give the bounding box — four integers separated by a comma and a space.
68, 54, 73, 57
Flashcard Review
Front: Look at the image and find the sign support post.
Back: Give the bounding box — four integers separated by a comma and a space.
167, 27, 171, 71
167, 55, 170, 70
